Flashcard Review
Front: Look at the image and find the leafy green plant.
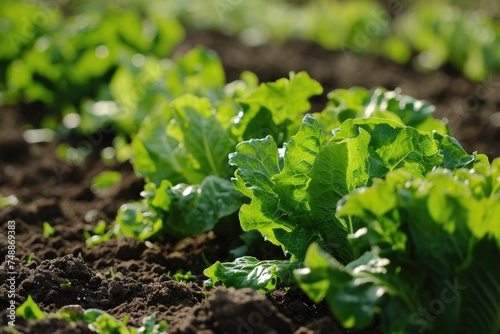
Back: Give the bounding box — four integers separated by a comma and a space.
204, 111, 480, 290
168, 270, 196, 283
42, 222, 55, 238
296, 159, 500, 333
115, 72, 322, 239
84, 220, 113, 247
259, 115, 474, 261
15, 296, 168, 334
1, 0, 184, 110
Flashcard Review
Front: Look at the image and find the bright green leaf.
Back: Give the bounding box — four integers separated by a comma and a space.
16, 296, 45, 320
204, 257, 301, 293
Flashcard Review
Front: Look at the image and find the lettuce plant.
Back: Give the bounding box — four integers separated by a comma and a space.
2, 0, 184, 110
204, 109, 480, 287
296, 160, 500, 333
316, 86, 449, 136
115, 72, 323, 239
80, 47, 227, 135
245, 115, 475, 263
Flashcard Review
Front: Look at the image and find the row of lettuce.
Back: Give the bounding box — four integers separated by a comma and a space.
6, 38, 499, 333
12, 52, 499, 332
1, 0, 500, 118
2, 1, 499, 333
155, 0, 500, 81
109, 64, 499, 333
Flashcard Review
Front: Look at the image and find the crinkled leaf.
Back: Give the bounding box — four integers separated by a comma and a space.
117, 176, 245, 239
331, 162, 500, 333
317, 86, 448, 135
295, 244, 411, 331
132, 107, 198, 185
231, 115, 479, 264
432, 131, 475, 169
273, 114, 322, 221
204, 256, 301, 293
172, 94, 235, 178
308, 118, 444, 263
133, 94, 236, 185
237, 71, 322, 145
229, 136, 286, 245
165, 176, 246, 237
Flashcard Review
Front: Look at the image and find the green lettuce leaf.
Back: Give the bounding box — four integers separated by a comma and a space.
132, 94, 235, 185
296, 160, 500, 333
120, 73, 321, 239
315, 86, 449, 136
116, 176, 246, 239
236, 71, 323, 145
204, 257, 301, 293
230, 115, 476, 263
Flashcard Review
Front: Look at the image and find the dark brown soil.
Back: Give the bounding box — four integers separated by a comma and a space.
1, 31, 499, 334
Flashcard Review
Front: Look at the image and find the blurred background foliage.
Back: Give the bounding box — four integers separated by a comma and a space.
1, 0, 499, 134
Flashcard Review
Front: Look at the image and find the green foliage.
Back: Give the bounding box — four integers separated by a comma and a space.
393, 3, 500, 81
131, 72, 319, 186
156, 0, 500, 80
116, 72, 322, 239
91, 171, 122, 192
316, 86, 449, 136
16, 296, 45, 320
42, 222, 55, 238
204, 257, 301, 293
204, 100, 481, 294
117, 176, 246, 239
229, 114, 476, 264
296, 160, 500, 333
16, 297, 168, 334
0, 0, 184, 109
2, 0, 499, 123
